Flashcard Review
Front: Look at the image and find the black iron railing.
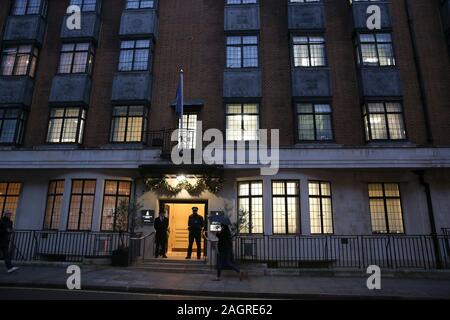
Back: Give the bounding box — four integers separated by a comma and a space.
146, 128, 197, 156
234, 234, 450, 270
9, 230, 129, 262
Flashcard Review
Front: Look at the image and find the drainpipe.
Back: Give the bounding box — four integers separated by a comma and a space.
403, 0, 434, 145
414, 170, 442, 268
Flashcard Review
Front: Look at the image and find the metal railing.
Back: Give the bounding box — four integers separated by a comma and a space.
146, 128, 197, 156
9, 230, 129, 262
234, 234, 450, 270
129, 231, 156, 263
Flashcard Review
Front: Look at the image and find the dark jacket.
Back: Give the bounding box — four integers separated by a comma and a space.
0, 217, 13, 246
217, 225, 233, 253
154, 216, 169, 234
188, 213, 204, 233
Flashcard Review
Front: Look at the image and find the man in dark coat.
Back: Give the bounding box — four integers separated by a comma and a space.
186, 207, 204, 259
0, 211, 19, 273
154, 209, 169, 258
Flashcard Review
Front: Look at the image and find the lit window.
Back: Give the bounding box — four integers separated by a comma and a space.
69, 0, 97, 12
43, 181, 65, 230
178, 113, 197, 149
0, 45, 39, 77
296, 103, 333, 141
46, 108, 86, 144
101, 180, 132, 231
292, 36, 326, 67
110, 106, 147, 143
125, 0, 154, 9
363, 102, 406, 141
309, 181, 333, 234
368, 183, 404, 234
0, 182, 22, 222
272, 181, 300, 234
0, 108, 27, 145
226, 104, 259, 141
118, 40, 151, 71
58, 43, 95, 74
67, 180, 96, 231
238, 181, 263, 234
226, 36, 258, 68
356, 33, 396, 66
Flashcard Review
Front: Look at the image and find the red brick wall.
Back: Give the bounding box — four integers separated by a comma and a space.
149, 0, 225, 135
325, 0, 364, 145
404, 0, 450, 145
83, 0, 123, 147
24, 0, 67, 147
10, 0, 449, 148
0, 1, 11, 43
260, 0, 293, 147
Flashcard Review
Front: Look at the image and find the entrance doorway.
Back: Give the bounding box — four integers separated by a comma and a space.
160, 200, 207, 258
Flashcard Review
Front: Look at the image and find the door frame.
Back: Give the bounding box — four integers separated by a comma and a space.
158, 199, 209, 257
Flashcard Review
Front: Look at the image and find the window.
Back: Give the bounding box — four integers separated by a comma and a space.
178, 113, 197, 149
226, 36, 258, 68
0, 45, 39, 77
58, 43, 95, 74
46, 108, 86, 144
11, 0, 46, 16
296, 103, 333, 141
0, 182, 22, 221
368, 183, 404, 234
292, 36, 326, 67
356, 33, 395, 66
363, 102, 406, 141
226, 0, 257, 4
272, 181, 300, 234
125, 0, 154, 9
237, 181, 263, 234
69, 0, 97, 12
226, 104, 259, 141
67, 180, 96, 231
101, 180, 132, 231
0, 108, 27, 145
43, 181, 65, 230
110, 106, 147, 143
118, 40, 151, 71
309, 181, 333, 234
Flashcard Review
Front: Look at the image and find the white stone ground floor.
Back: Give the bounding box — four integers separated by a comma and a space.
0, 167, 449, 234
0, 147, 449, 268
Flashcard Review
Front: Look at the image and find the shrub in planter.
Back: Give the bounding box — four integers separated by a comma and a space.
112, 247, 129, 267
110, 199, 143, 267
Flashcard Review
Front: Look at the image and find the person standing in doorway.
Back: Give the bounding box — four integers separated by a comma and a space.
154, 208, 169, 258
0, 211, 19, 273
186, 207, 204, 259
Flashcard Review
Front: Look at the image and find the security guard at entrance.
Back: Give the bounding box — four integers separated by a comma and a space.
186, 207, 204, 259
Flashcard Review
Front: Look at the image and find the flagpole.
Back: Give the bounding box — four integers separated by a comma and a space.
180, 69, 184, 148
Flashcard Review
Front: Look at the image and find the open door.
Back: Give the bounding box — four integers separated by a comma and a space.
166, 203, 206, 255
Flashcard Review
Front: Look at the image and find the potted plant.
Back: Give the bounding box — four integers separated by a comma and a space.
111, 198, 142, 267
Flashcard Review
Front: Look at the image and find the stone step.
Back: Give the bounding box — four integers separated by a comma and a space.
144, 258, 207, 265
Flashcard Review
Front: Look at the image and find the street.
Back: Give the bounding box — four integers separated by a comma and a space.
0, 286, 240, 300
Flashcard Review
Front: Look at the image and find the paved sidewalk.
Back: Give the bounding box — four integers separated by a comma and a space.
1, 265, 450, 299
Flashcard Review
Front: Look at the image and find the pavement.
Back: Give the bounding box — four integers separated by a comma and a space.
1, 264, 450, 299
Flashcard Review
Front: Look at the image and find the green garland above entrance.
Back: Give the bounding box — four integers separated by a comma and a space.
145, 176, 223, 196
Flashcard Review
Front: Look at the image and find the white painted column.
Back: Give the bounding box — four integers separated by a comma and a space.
91, 178, 104, 232
263, 176, 272, 235
59, 179, 72, 231
300, 178, 310, 235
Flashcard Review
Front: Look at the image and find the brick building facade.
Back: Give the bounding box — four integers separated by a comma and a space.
0, 0, 449, 267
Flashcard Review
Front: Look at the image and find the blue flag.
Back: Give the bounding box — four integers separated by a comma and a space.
175, 72, 183, 118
